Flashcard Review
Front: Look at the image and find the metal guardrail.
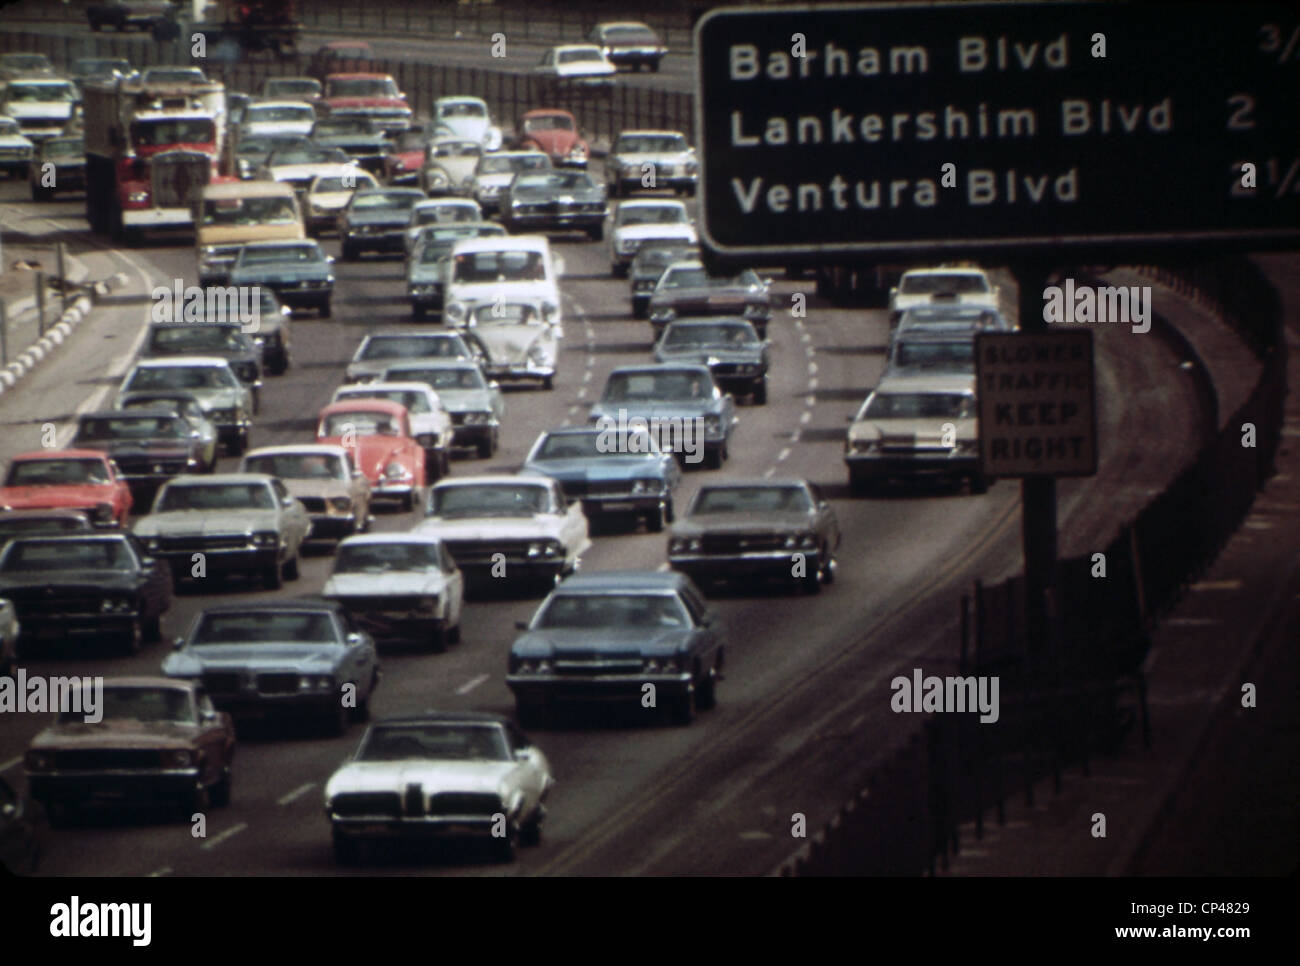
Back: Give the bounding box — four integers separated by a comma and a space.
779, 256, 1287, 876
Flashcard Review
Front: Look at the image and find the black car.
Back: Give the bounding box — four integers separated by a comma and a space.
72, 409, 211, 503
29, 136, 84, 202
500, 169, 608, 238
233, 134, 310, 180
652, 317, 770, 404
311, 117, 391, 178
0, 775, 47, 875
506, 570, 723, 726
648, 260, 773, 340
340, 187, 426, 260
140, 322, 264, 411
0, 509, 93, 547
629, 241, 698, 319
0, 532, 173, 657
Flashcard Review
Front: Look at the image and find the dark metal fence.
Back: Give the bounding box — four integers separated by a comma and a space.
780, 256, 1287, 876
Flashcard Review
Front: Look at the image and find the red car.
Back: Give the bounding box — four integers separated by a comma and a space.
315, 399, 426, 512
516, 109, 589, 168
384, 127, 430, 186
0, 450, 132, 526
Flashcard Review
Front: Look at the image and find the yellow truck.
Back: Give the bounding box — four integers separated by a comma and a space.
197, 179, 303, 286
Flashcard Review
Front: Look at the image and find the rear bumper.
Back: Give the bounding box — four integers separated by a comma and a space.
508, 672, 691, 702
29, 769, 200, 807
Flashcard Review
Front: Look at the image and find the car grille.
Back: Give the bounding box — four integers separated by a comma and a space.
232, 362, 259, 383
256, 673, 301, 695
444, 540, 530, 563
516, 201, 602, 214
334, 595, 420, 612
9, 590, 101, 614
448, 412, 467, 426
151, 151, 211, 207
564, 480, 633, 498
553, 656, 642, 676
701, 533, 786, 554
201, 672, 243, 695
710, 363, 752, 376
297, 497, 326, 513
331, 791, 401, 818
426, 792, 500, 817
404, 782, 424, 816
0, 147, 31, 159
157, 535, 250, 553
116, 457, 187, 476
54, 749, 161, 770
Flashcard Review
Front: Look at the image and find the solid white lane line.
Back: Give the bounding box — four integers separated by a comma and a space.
0, 756, 22, 773
777, 448, 790, 462
799, 411, 811, 424
200, 822, 248, 851
277, 782, 316, 806
148, 867, 172, 877
456, 674, 489, 695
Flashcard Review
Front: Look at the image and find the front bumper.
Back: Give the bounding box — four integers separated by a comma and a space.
29, 768, 201, 807
306, 512, 359, 538
344, 228, 406, 252
483, 362, 554, 383
260, 283, 332, 308
507, 671, 692, 703
671, 549, 821, 580
449, 422, 496, 447
213, 419, 252, 445
155, 546, 278, 576
331, 815, 499, 839
332, 608, 444, 640
122, 207, 194, 228
845, 453, 981, 479
504, 208, 605, 230
208, 691, 339, 716
408, 286, 444, 310
14, 612, 138, 641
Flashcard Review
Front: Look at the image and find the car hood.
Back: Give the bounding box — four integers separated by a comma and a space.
165, 643, 343, 675
0, 483, 116, 508
268, 163, 348, 181
0, 572, 138, 593
244, 120, 315, 137
414, 515, 567, 542
653, 287, 761, 306
654, 345, 762, 365
614, 150, 693, 167
231, 264, 329, 283
77, 438, 197, 459
431, 387, 494, 412
524, 455, 662, 480
345, 208, 410, 227
199, 224, 303, 247
848, 417, 976, 442
316, 435, 414, 480
323, 571, 449, 597
308, 191, 354, 209
437, 117, 489, 142
280, 477, 351, 501
6, 102, 73, 119
523, 128, 578, 155
30, 719, 199, 751
513, 627, 687, 658
616, 224, 695, 244
589, 400, 719, 421
329, 759, 514, 796
327, 96, 406, 109
475, 172, 515, 190
472, 325, 549, 363
671, 511, 813, 537
134, 509, 280, 536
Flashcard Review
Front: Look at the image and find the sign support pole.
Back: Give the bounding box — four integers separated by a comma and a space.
1015, 260, 1058, 654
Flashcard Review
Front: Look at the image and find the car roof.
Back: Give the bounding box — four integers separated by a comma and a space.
555, 44, 604, 54
414, 197, 478, 209
383, 359, 476, 372
336, 381, 435, 396
609, 362, 712, 376
434, 474, 550, 489
81, 408, 179, 420
1, 531, 129, 544
99, 676, 200, 692
246, 99, 314, 110
0, 508, 91, 520
616, 129, 687, 139
165, 472, 277, 486
663, 316, 756, 329
243, 444, 350, 459
326, 72, 393, 81
198, 598, 344, 615
362, 329, 462, 341
238, 239, 322, 251
337, 532, 445, 547
131, 356, 232, 368
522, 108, 574, 118
436, 95, 487, 105
873, 372, 978, 394
451, 234, 549, 254
617, 198, 686, 209
554, 570, 694, 592
696, 477, 810, 490
318, 398, 408, 417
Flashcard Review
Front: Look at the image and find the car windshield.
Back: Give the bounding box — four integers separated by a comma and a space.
452, 250, 545, 283
334, 542, 442, 573
603, 370, 709, 402
2, 55, 52, 72
247, 105, 313, 123
0, 538, 131, 572
237, 245, 323, 266
155, 482, 275, 511
418, 227, 494, 260
238, 135, 306, 157
413, 203, 477, 224
192, 611, 338, 644
515, 171, 593, 192
120, 396, 198, 418
127, 365, 238, 390
131, 119, 214, 147
0, 515, 87, 537
524, 114, 574, 132
5, 82, 75, 102
359, 336, 464, 360
480, 155, 549, 175
150, 327, 248, 352
616, 134, 687, 154
351, 191, 419, 210
41, 138, 83, 158
76, 415, 188, 441
59, 687, 194, 725
328, 78, 397, 97
536, 593, 688, 629
900, 273, 990, 295
74, 58, 130, 76
0, 120, 20, 136
558, 48, 604, 64
144, 69, 205, 84
389, 366, 483, 390
862, 392, 976, 419
314, 118, 373, 137
266, 79, 320, 97
269, 145, 348, 165
663, 322, 757, 347
243, 453, 344, 480
467, 303, 540, 325
617, 205, 685, 226
892, 341, 976, 370
5, 459, 108, 486
438, 101, 485, 118
358, 723, 509, 762
320, 411, 402, 437
339, 389, 430, 413
431, 484, 547, 517
536, 432, 652, 459
693, 486, 811, 514
202, 195, 298, 225
635, 246, 697, 271
313, 173, 376, 193
432, 141, 479, 158
605, 26, 658, 43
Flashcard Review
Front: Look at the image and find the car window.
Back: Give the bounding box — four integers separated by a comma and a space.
192, 611, 339, 644
5, 458, 108, 486
155, 483, 276, 511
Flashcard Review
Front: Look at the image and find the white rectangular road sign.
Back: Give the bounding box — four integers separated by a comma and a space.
975, 331, 1097, 477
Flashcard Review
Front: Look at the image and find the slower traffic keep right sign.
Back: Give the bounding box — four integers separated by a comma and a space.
975, 330, 1097, 477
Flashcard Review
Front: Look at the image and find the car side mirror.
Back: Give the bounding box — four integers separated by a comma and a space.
172, 636, 185, 650
0, 802, 15, 819
346, 632, 363, 645
327, 255, 335, 264
514, 748, 533, 760
200, 709, 219, 724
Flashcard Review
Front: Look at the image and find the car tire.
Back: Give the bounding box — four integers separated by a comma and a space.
541, 375, 554, 390
228, 433, 248, 458
185, 779, 210, 818
429, 624, 448, 653
633, 300, 648, 320
587, 224, 604, 242
970, 474, 990, 495
753, 379, 768, 405
821, 549, 836, 586
668, 683, 696, 725
412, 303, 426, 320
332, 828, 361, 866
284, 553, 300, 581
398, 491, 414, 513
644, 503, 666, 533
519, 807, 544, 847
262, 562, 283, 591
210, 765, 233, 808
341, 242, 358, 261
802, 562, 823, 595
516, 699, 547, 730
491, 820, 519, 863
704, 446, 724, 470
352, 675, 374, 721
696, 660, 719, 710
476, 432, 496, 460
664, 498, 675, 524
144, 615, 163, 643
612, 262, 627, 278
319, 298, 331, 319
849, 467, 871, 496
119, 619, 143, 657
448, 621, 461, 645
325, 699, 349, 737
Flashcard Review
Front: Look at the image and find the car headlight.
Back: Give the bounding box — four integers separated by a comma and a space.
669, 536, 701, 554
126, 190, 149, 204
685, 160, 700, 174
478, 183, 500, 196
144, 537, 161, 552
631, 478, 661, 494
415, 433, 436, 448
410, 284, 436, 295
527, 540, 562, 558
703, 414, 721, 432
851, 439, 880, 454
650, 307, 676, 323
24, 751, 52, 772
100, 596, 132, 613
384, 461, 411, 480
743, 304, 768, 318
163, 749, 194, 768
329, 496, 352, 511
617, 239, 637, 254
461, 411, 490, 425
415, 595, 439, 613
91, 502, 115, 523
643, 657, 661, 673
798, 531, 818, 549
568, 144, 587, 159
445, 302, 467, 323
251, 531, 280, 548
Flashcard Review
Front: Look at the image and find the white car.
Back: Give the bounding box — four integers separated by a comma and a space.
415, 475, 590, 589
305, 168, 380, 235
403, 197, 484, 254
324, 712, 553, 864
140, 66, 208, 85
452, 300, 560, 390
419, 137, 483, 196
432, 96, 502, 151
888, 267, 1002, 327
0, 115, 35, 178
321, 533, 464, 650
605, 129, 698, 197
443, 235, 562, 328
608, 199, 697, 276
0, 77, 77, 141
344, 330, 479, 384
536, 45, 617, 86
470, 150, 551, 213
332, 381, 454, 479
239, 100, 317, 139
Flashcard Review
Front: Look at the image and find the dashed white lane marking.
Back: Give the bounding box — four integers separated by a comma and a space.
804, 395, 815, 407
0, 756, 22, 773
808, 362, 818, 374
777, 447, 790, 462
568, 405, 580, 416
277, 782, 316, 806
849, 713, 866, 730
800, 332, 811, 343
148, 867, 172, 877
656, 562, 670, 571
583, 369, 593, 382
808, 377, 818, 390
762, 466, 776, 478
578, 387, 588, 399
1189, 579, 1244, 591
201, 822, 248, 851
456, 674, 489, 695
739, 830, 773, 840
799, 411, 811, 424
1164, 617, 1224, 627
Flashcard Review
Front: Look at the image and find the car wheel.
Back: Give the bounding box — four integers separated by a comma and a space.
612, 262, 627, 278
664, 498, 675, 524
541, 375, 554, 390
352, 674, 374, 721
491, 820, 519, 863
516, 699, 547, 730
284, 553, 300, 581
587, 224, 604, 241
332, 828, 361, 865
849, 467, 871, 496
448, 621, 461, 645
325, 698, 349, 737
262, 562, 283, 591
144, 615, 163, 643
319, 298, 331, 319
704, 446, 724, 470
412, 303, 426, 320
341, 242, 358, 261
398, 491, 414, 512
821, 549, 836, 586
476, 432, 496, 460
119, 619, 143, 657
185, 779, 210, 817
668, 683, 696, 725
644, 503, 666, 533
519, 807, 544, 846
753, 379, 768, 405
633, 300, 648, 320
696, 660, 719, 710
970, 474, 990, 495
210, 765, 233, 808
228, 433, 248, 458
251, 387, 261, 415
802, 560, 823, 595
428, 623, 448, 653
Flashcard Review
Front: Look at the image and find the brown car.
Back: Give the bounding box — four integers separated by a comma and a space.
24, 677, 235, 822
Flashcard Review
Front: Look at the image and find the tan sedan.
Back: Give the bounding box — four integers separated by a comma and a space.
240, 444, 372, 541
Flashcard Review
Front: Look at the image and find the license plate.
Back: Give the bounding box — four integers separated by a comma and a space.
92, 787, 127, 800
600, 502, 634, 512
